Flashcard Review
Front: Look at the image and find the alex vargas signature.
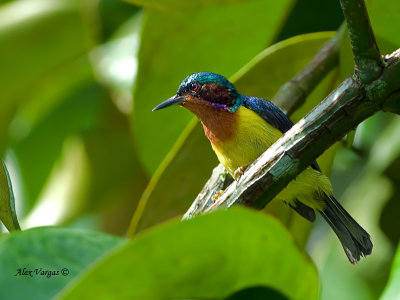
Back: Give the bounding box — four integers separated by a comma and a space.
14, 267, 69, 278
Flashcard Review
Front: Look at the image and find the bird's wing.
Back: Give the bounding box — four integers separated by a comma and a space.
243, 96, 321, 172
243, 96, 293, 133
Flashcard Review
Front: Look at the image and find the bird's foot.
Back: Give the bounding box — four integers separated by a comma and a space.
212, 190, 225, 202
234, 166, 248, 180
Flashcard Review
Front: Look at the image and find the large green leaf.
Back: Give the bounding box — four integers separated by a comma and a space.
81, 99, 149, 235
58, 208, 319, 300
133, 0, 294, 174
320, 250, 374, 300
0, 227, 125, 300
380, 244, 400, 300
231, 31, 337, 123
0, 0, 103, 214
11, 81, 106, 214
125, 0, 261, 10
0, 0, 96, 152
98, 0, 140, 41
0, 160, 20, 231
128, 119, 217, 234
367, 0, 400, 49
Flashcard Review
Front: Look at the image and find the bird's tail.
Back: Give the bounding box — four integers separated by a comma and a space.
318, 195, 373, 264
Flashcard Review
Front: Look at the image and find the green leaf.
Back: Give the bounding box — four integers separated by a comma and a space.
226, 286, 289, 300
0, 0, 97, 152
11, 82, 106, 213
344, 130, 356, 148
0, 160, 20, 231
81, 99, 149, 235
133, 0, 294, 174
0, 227, 125, 300
367, 0, 400, 49
380, 245, 400, 300
124, 0, 262, 10
128, 119, 217, 234
320, 250, 374, 300
58, 208, 319, 300
231, 32, 337, 121
97, 0, 140, 41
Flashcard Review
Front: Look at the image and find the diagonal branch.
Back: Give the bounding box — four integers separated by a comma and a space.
183, 30, 343, 219
202, 50, 400, 214
184, 49, 400, 219
183, 0, 399, 220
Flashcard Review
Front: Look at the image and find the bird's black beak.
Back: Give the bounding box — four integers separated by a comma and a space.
152, 95, 184, 111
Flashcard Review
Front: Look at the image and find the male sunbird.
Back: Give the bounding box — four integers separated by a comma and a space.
153, 72, 372, 263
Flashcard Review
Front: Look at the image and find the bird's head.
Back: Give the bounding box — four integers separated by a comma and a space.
152, 72, 241, 113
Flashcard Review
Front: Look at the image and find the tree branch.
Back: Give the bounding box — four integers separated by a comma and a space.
340, 0, 383, 83
273, 25, 343, 115
183, 30, 343, 220
203, 50, 400, 213
183, 164, 233, 220
184, 49, 400, 219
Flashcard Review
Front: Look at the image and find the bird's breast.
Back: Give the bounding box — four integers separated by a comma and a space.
209, 106, 283, 176
184, 97, 238, 144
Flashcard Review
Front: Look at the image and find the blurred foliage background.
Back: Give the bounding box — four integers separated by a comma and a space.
0, 0, 399, 299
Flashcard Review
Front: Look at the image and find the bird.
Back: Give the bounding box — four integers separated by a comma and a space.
153, 71, 372, 263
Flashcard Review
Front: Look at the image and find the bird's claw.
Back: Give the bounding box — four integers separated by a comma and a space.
212, 190, 225, 202
234, 166, 248, 180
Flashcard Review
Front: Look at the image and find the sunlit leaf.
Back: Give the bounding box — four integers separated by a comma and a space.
81, 100, 149, 235
320, 250, 374, 300
11, 82, 106, 214
0, 0, 97, 152
0, 160, 20, 231
380, 158, 400, 245
231, 31, 337, 122
59, 208, 319, 300
367, 0, 400, 49
380, 244, 400, 300
0, 227, 125, 300
124, 0, 261, 10
128, 119, 216, 234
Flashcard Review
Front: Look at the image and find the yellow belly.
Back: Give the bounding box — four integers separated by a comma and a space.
212, 106, 332, 209
212, 106, 281, 174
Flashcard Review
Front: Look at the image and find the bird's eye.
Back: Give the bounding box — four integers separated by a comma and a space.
190, 82, 199, 91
